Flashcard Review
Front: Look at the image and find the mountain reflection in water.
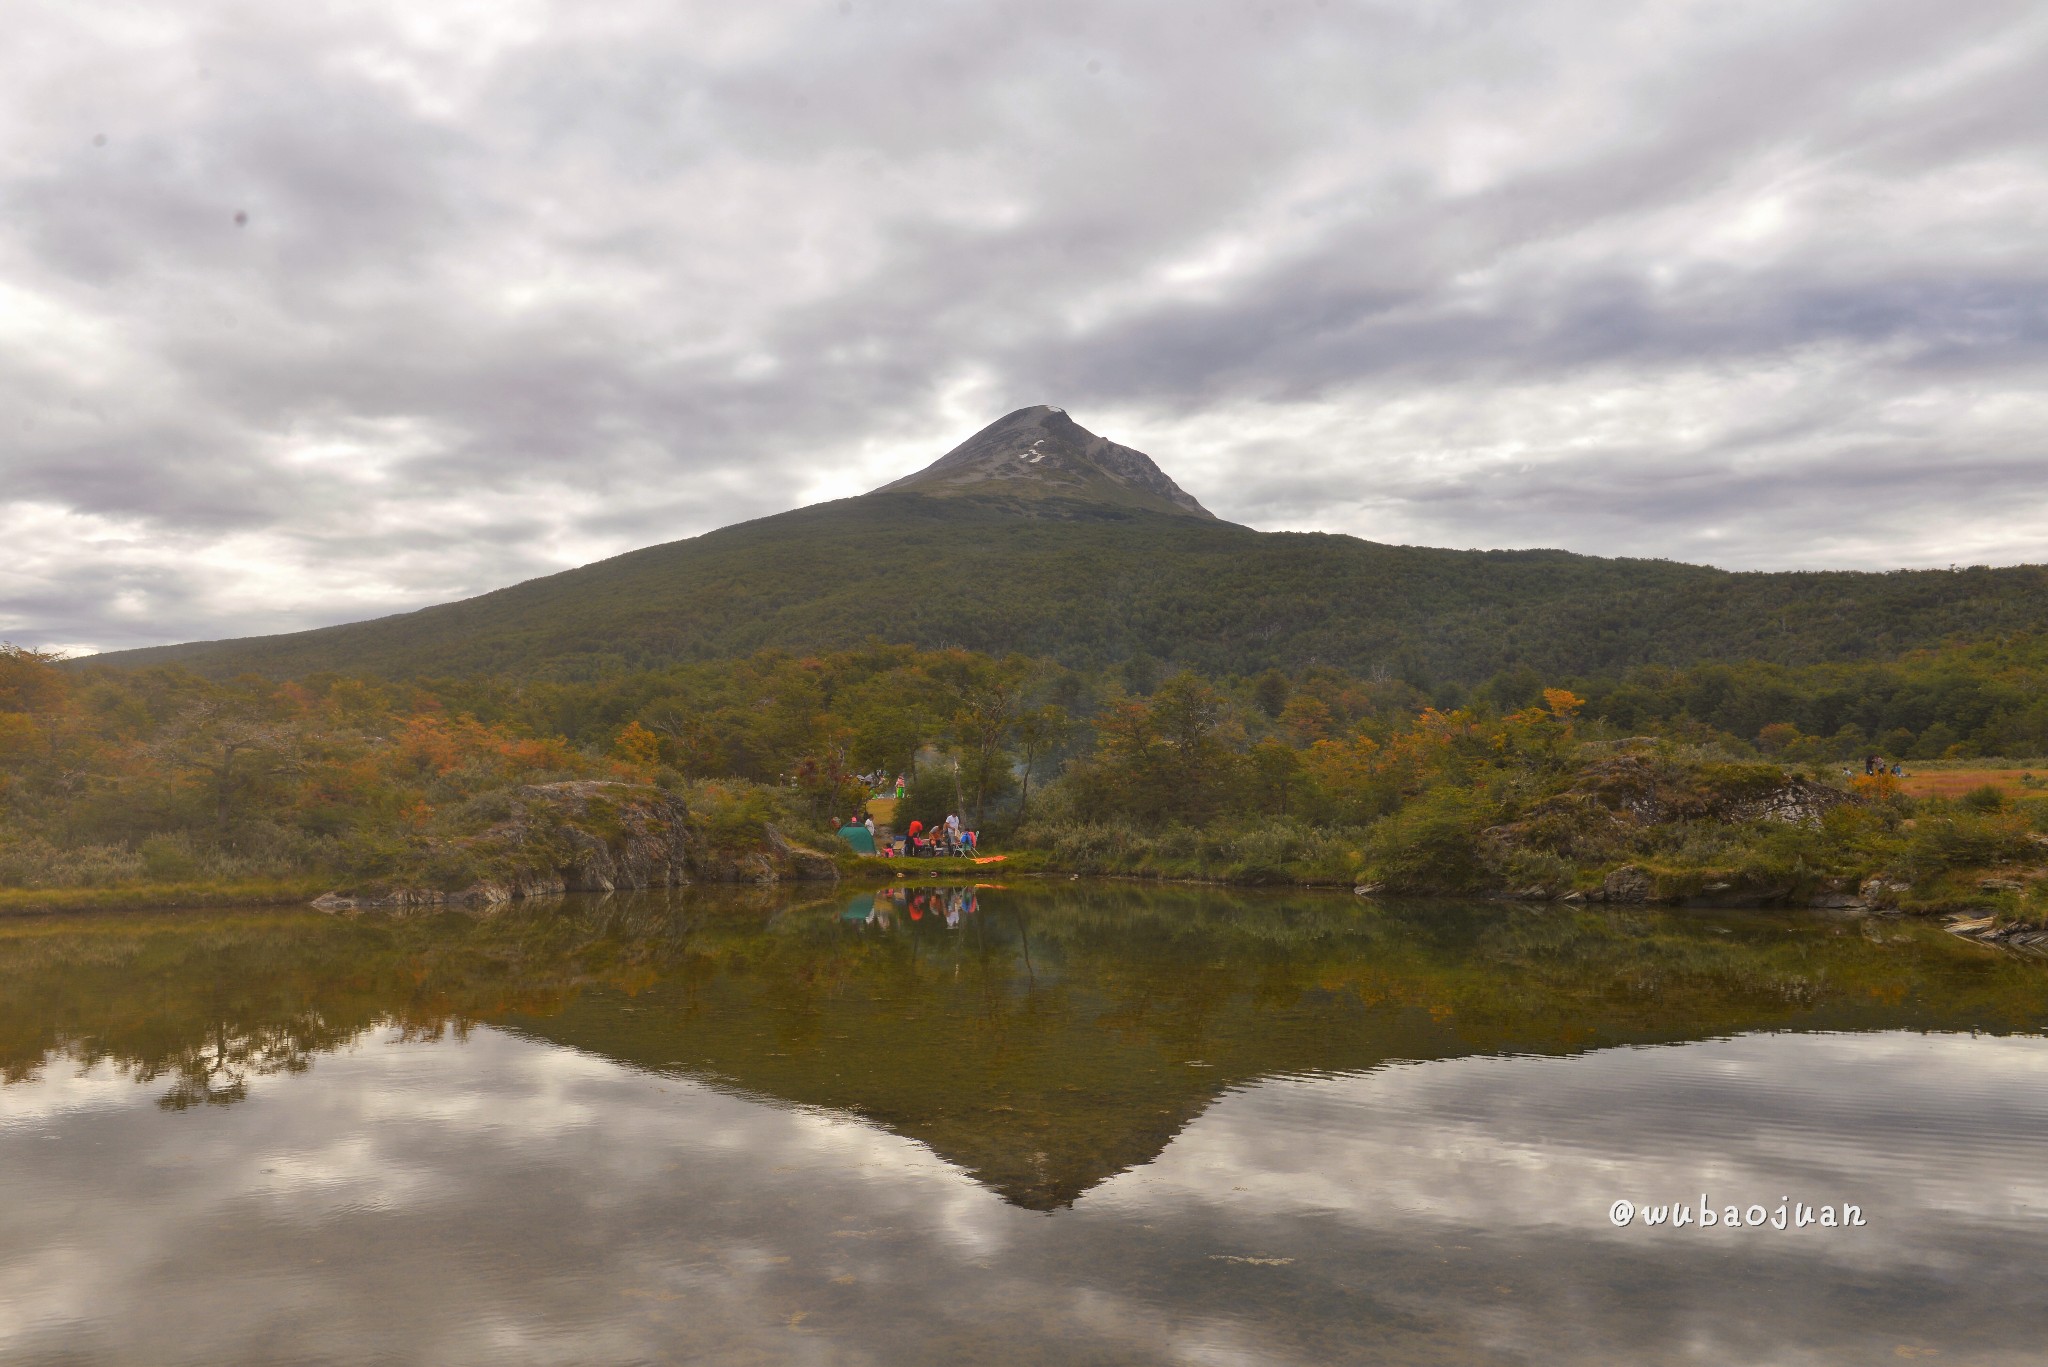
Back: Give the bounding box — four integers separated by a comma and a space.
2, 883, 2046, 1365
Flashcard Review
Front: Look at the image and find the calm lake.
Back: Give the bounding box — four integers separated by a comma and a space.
3, 883, 2046, 1365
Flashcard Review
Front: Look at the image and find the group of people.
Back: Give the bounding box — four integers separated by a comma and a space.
832, 807, 985, 857
1862, 754, 1906, 777
901, 813, 978, 856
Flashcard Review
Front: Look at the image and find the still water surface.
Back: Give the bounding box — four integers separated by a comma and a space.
3, 883, 2047, 1364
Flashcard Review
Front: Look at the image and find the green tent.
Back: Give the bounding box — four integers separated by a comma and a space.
836, 825, 877, 855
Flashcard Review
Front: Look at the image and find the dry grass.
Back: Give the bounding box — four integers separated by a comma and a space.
1895, 768, 2045, 799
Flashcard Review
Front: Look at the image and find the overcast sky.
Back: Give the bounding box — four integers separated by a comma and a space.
5, 0, 2046, 654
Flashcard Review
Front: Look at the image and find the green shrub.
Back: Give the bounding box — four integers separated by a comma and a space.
1692, 761, 1790, 807
1958, 784, 2006, 813
1902, 811, 2037, 876
681, 779, 810, 853
447, 790, 517, 830
139, 833, 202, 881
1365, 789, 1493, 892
1497, 847, 1574, 892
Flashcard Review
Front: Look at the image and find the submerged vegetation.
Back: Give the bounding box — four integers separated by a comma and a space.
7, 637, 2048, 921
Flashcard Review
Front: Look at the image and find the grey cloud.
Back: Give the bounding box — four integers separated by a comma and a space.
3, 0, 2046, 651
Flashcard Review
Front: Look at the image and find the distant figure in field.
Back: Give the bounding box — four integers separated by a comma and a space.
1864, 754, 1877, 775
895, 773, 906, 798
1892, 763, 1904, 777
864, 815, 875, 837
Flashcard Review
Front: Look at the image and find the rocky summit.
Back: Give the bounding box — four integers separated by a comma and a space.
874, 405, 1216, 519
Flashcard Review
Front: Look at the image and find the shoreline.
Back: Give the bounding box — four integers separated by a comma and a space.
8, 861, 2042, 953
0, 878, 333, 917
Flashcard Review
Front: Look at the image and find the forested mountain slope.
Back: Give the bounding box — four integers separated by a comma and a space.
92, 489, 2048, 683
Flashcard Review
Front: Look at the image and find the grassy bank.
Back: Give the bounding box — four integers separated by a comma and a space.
847, 823, 1366, 889
1004, 820, 1362, 886
0, 878, 333, 915
988, 744, 2048, 926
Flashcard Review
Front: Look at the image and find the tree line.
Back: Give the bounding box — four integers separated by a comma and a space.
7, 634, 2048, 900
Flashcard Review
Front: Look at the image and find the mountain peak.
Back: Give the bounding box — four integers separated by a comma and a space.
873, 406, 1215, 519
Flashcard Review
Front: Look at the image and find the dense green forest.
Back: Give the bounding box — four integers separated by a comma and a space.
386, 631, 2048, 772
88, 491, 2048, 684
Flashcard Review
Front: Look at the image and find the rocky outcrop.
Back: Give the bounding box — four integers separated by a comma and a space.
313, 781, 838, 911
1571, 753, 1850, 827
874, 405, 1216, 519
1806, 877, 1871, 910
1945, 914, 2048, 955
1601, 865, 1653, 903
764, 824, 840, 881
1719, 779, 1850, 825
702, 822, 844, 885
1484, 754, 1851, 871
